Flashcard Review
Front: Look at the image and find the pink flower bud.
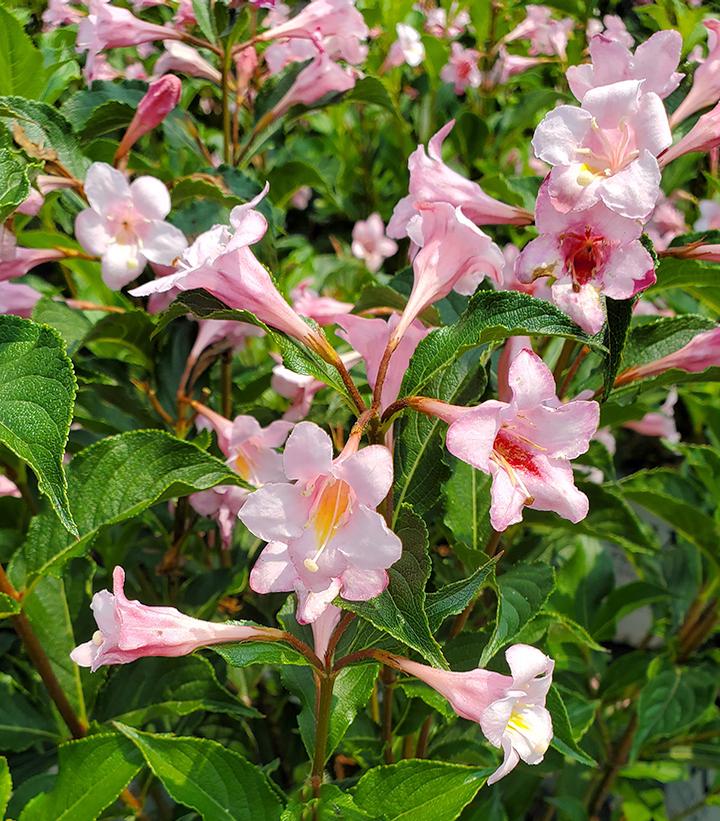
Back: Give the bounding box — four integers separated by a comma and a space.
660, 101, 720, 167
0, 281, 43, 317
669, 20, 720, 127
115, 75, 182, 161
661, 241, 720, 263
271, 51, 355, 118
16, 188, 44, 217
616, 328, 720, 385
154, 42, 221, 84
71, 566, 269, 671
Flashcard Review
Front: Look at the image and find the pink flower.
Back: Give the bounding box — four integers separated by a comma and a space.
587, 15, 634, 48
424, 3, 470, 38
189, 486, 250, 548
270, 50, 355, 118
567, 30, 683, 102
0, 475, 21, 497
75, 163, 187, 290
624, 389, 679, 442
130, 186, 335, 361
264, 38, 317, 74
71, 567, 266, 671
124, 61, 149, 81
616, 328, 720, 385
504, 5, 574, 60
491, 47, 547, 86
16, 189, 44, 217
661, 242, 720, 263
669, 20, 720, 127
0, 228, 65, 281
337, 313, 429, 411
392, 644, 554, 784
351, 214, 398, 272
384, 24, 425, 69
42, 0, 82, 30
115, 75, 182, 160
695, 199, 720, 231
154, 42, 222, 84
387, 120, 533, 239
257, 0, 368, 45
240, 422, 401, 624
644, 193, 687, 251
391, 201, 504, 346
187, 319, 262, 370
416, 348, 599, 531
271, 351, 361, 420
291, 186, 312, 209
660, 102, 720, 168
36, 175, 77, 195
515, 182, 655, 334
173, 0, 196, 28
532, 79, 671, 220
0, 281, 43, 318
440, 43, 481, 94
498, 244, 552, 301
291, 279, 353, 325
311, 603, 341, 661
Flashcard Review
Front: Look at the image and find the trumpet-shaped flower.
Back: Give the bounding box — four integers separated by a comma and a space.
586, 15, 633, 48
291, 280, 353, 325
695, 199, 720, 231
351, 213, 398, 272
504, 5, 574, 60
75, 163, 187, 289
0, 281, 43, 318
392, 644, 554, 784
71, 567, 266, 670
311, 603, 342, 661
615, 328, 720, 386
440, 43, 482, 94
154, 42, 222, 84
0, 228, 65, 281
385, 24, 425, 69
257, 0, 368, 44
115, 75, 182, 160
388, 120, 533, 239
532, 79, 671, 220
567, 30, 683, 102
646, 193, 687, 251
270, 50, 355, 117
515, 182, 655, 333
424, 3, 470, 38
240, 422, 401, 624
415, 348, 599, 531
624, 389, 680, 442
669, 20, 720, 127
0, 475, 21, 497
660, 101, 720, 168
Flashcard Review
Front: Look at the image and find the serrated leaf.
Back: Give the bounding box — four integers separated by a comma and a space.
60, 80, 145, 134
84, 310, 156, 369
0, 6, 47, 99
546, 687, 596, 768
400, 290, 604, 399
0, 756, 10, 818
602, 296, 635, 400
339, 506, 447, 668
0, 147, 37, 221
442, 459, 492, 555
31, 298, 93, 356
115, 724, 283, 820
0, 316, 77, 534
191, 0, 217, 42
480, 563, 555, 665
652, 254, 720, 291
0, 676, 60, 751
283, 783, 374, 820
213, 638, 312, 668
0, 591, 20, 617
10, 430, 246, 587
344, 76, 398, 115
18, 734, 144, 821
266, 160, 334, 207
426, 558, 498, 632
352, 760, 489, 821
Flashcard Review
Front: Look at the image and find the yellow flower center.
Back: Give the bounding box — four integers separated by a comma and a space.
303, 478, 352, 572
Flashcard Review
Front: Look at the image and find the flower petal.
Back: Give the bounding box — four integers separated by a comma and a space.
75, 208, 112, 256
249, 540, 297, 593
333, 445, 393, 508
334, 505, 402, 570
101, 243, 146, 290
445, 404, 504, 472
84, 162, 130, 212
283, 421, 334, 482
130, 175, 172, 219
238, 482, 308, 542
507, 348, 557, 408
487, 736, 521, 785
340, 566, 389, 600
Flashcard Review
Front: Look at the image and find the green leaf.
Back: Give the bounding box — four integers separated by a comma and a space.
31, 298, 93, 356
442, 459, 492, 555
84, 310, 156, 369
283, 783, 374, 820
10, 430, 246, 587
339, 506, 447, 668
0, 316, 77, 534
652, 254, 720, 291
480, 563, 555, 665
18, 734, 144, 821
400, 290, 604, 399
591, 582, 670, 641
213, 637, 313, 668
191, 0, 217, 43
60, 80, 144, 134
546, 687, 596, 768
0, 146, 37, 221
344, 76, 398, 115
266, 160, 333, 208
171, 173, 243, 208
93, 655, 261, 725
0, 6, 47, 98
0, 591, 20, 617
426, 558, 498, 632
352, 760, 489, 821
602, 296, 635, 400
0, 675, 60, 751
0, 95, 88, 176
621, 314, 716, 372
115, 724, 283, 820
0, 756, 10, 818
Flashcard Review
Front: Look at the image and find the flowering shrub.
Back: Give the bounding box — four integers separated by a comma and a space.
1, 0, 720, 817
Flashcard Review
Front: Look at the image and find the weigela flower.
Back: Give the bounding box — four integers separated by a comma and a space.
424, 3, 470, 39
384, 24, 425, 69
660, 101, 720, 168
0, 228, 65, 281
240, 422, 402, 624
694, 199, 720, 231
532, 79, 671, 220
115, 75, 182, 160
514, 181, 656, 334
311, 603, 342, 661
624, 389, 680, 443
615, 328, 720, 386
42, 0, 82, 30
187, 319, 263, 373
0, 475, 21, 497
270, 50, 356, 117
415, 348, 599, 531
567, 30, 683, 101
393, 644, 554, 784
388, 120, 533, 239
0, 281, 43, 318
154, 42, 222, 84
16, 188, 44, 217
503, 5, 574, 60
669, 20, 720, 127
586, 15, 634, 48
646, 193, 687, 251
440, 43, 481, 94
71, 567, 265, 670
75, 163, 187, 290
350, 213, 398, 272
290, 280, 353, 325
257, 0, 368, 45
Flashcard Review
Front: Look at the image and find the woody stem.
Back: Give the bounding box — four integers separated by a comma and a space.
311, 672, 336, 797
221, 41, 234, 165
372, 339, 397, 411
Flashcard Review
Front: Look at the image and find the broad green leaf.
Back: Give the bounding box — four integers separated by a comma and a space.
31, 298, 93, 356
652, 254, 720, 291
0, 675, 60, 751
0, 316, 77, 534
60, 80, 144, 134
0, 756, 10, 818
10, 430, 246, 587
115, 724, 283, 820
591, 582, 670, 640
214, 637, 312, 668
93, 655, 260, 725
339, 506, 447, 668
172, 173, 243, 208
400, 290, 604, 399
546, 687, 596, 768
480, 563, 555, 665
0, 591, 20, 617
0, 144, 37, 220
352, 282, 440, 327
352, 760, 489, 821
602, 296, 635, 400
283, 783, 373, 820
18, 734, 144, 821
266, 160, 334, 207
442, 459, 493, 556
84, 310, 156, 369
0, 6, 47, 98
191, 0, 217, 43
426, 558, 498, 632
344, 76, 398, 115
622, 315, 716, 371
0, 96, 88, 176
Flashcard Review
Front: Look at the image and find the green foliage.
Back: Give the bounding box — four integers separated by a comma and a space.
0, 5, 47, 99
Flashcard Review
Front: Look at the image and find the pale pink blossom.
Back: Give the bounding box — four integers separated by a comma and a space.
337, 313, 429, 411
660, 102, 720, 168
391, 201, 504, 345
311, 604, 341, 661
624, 389, 679, 442
42, 0, 82, 30
173, 0, 196, 28
75, 163, 187, 290
130, 186, 336, 361
256, 0, 368, 45
351, 214, 398, 272
189, 486, 250, 548
388, 120, 533, 239
586, 15, 633, 48
385, 24, 425, 69
504, 5, 574, 60
16, 189, 44, 217
515, 182, 655, 334
264, 38, 317, 75
440, 43, 481, 94
115, 75, 182, 160
0, 281, 43, 318
499, 244, 552, 301
0, 475, 21, 497
424, 3, 470, 38
695, 199, 720, 232
669, 20, 720, 127
124, 61, 148, 80
291, 280, 353, 325
660, 242, 720, 263
491, 47, 547, 86
36, 175, 77, 195
532, 79, 671, 220
615, 328, 720, 385
264, 2, 290, 28
84, 53, 120, 84
154, 42, 222, 84
71, 567, 267, 671
240, 422, 401, 624
392, 644, 554, 784
270, 50, 355, 118
291, 186, 312, 209
646, 193, 687, 251
567, 30, 683, 101
0, 228, 65, 281
415, 348, 599, 531
187, 319, 262, 370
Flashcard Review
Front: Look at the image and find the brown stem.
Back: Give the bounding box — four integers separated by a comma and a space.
323, 611, 355, 667
415, 715, 432, 758
179, 31, 223, 56
65, 299, 126, 314
380, 397, 411, 426
221, 350, 233, 418
558, 345, 589, 399
372, 341, 397, 411
587, 714, 638, 819
132, 380, 176, 427
552, 339, 576, 385
381, 667, 396, 764
334, 356, 367, 414
678, 601, 718, 662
